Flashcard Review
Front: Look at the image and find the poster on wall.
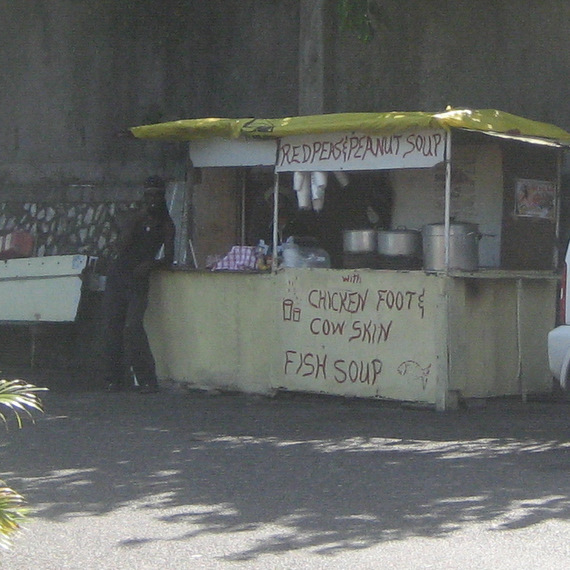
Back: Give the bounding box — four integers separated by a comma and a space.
514, 178, 556, 220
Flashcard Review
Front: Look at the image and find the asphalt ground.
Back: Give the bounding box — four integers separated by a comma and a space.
2, 372, 570, 569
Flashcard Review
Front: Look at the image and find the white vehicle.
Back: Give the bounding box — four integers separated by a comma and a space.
548, 243, 570, 387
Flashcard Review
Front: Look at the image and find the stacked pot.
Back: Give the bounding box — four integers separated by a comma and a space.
342, 222, 480, 271
342, 229, 379, 269
377, 228, 422, 258
343, 228, 423, 269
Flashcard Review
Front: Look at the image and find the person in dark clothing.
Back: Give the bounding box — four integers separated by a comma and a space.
251, 190, 312, 246
103, 176, 176, 393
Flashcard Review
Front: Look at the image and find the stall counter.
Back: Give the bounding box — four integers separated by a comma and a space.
145, 267, 557, 410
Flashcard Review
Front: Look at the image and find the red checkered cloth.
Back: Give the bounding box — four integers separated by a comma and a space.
211, 246, 258, 271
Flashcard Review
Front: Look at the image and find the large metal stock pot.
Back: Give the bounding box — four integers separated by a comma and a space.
422, 222, 480, 271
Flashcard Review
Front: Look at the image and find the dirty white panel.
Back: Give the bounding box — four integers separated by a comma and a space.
0, 255, 88, 322
189, 138, 277, 167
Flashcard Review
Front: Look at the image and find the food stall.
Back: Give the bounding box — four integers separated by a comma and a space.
132, 109, 570, 409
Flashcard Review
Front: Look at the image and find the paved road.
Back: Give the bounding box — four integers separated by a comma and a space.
2, 374, 570, 569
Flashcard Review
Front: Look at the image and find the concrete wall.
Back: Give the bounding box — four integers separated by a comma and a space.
0, 0, 300, 193
3, 1, 570, 193
2, 1, 570, 241
331, 1, 570, 129
2, 0, 569, 377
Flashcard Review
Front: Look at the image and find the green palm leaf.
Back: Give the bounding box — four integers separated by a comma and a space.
0, 380, 47, 428
0, 378, 47, 549
0, 484, 27, 550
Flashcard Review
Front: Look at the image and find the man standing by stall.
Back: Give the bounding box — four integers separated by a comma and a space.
103, 176, 176, 393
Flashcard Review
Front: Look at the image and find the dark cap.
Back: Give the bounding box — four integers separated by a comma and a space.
144, 175, 166, 192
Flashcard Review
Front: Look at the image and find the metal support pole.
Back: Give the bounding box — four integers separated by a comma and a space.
271, 171, 280, 273
240, 168, 246, 245
516, 278, 526, 402
444, 130, 453, 271
554, 150, 562, 268
30, 323, 38, 369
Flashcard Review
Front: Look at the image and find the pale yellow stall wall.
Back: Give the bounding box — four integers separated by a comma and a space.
274, 269, 446, 402
147, 271, 277, 394
146, 269, 448, 405
447, 277, 557, 398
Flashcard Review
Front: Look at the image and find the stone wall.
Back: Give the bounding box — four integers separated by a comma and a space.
0, 200, 138, 264
0, 193, 142, 377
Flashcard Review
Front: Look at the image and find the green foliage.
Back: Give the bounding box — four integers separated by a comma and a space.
0, 380, 46, 428
0, 379, 47, 549
337, 0, 391, 43
337, 0, 374, 42
0, 486, 27, 551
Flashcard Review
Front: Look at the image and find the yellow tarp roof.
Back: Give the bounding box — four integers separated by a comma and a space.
130, 109, 570, 147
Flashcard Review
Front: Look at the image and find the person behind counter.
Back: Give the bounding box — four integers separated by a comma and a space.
102, 176, 176, 394
253, 190, 311, 247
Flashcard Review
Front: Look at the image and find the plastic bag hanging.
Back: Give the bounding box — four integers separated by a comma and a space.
334, 171, 350, 188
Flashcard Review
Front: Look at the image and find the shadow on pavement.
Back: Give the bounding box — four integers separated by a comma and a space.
3, 370, 570, 561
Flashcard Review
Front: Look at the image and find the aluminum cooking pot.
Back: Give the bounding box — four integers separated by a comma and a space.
422, 222, 480, 271
377, 228, 422, 257
343, 229, 377, 254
